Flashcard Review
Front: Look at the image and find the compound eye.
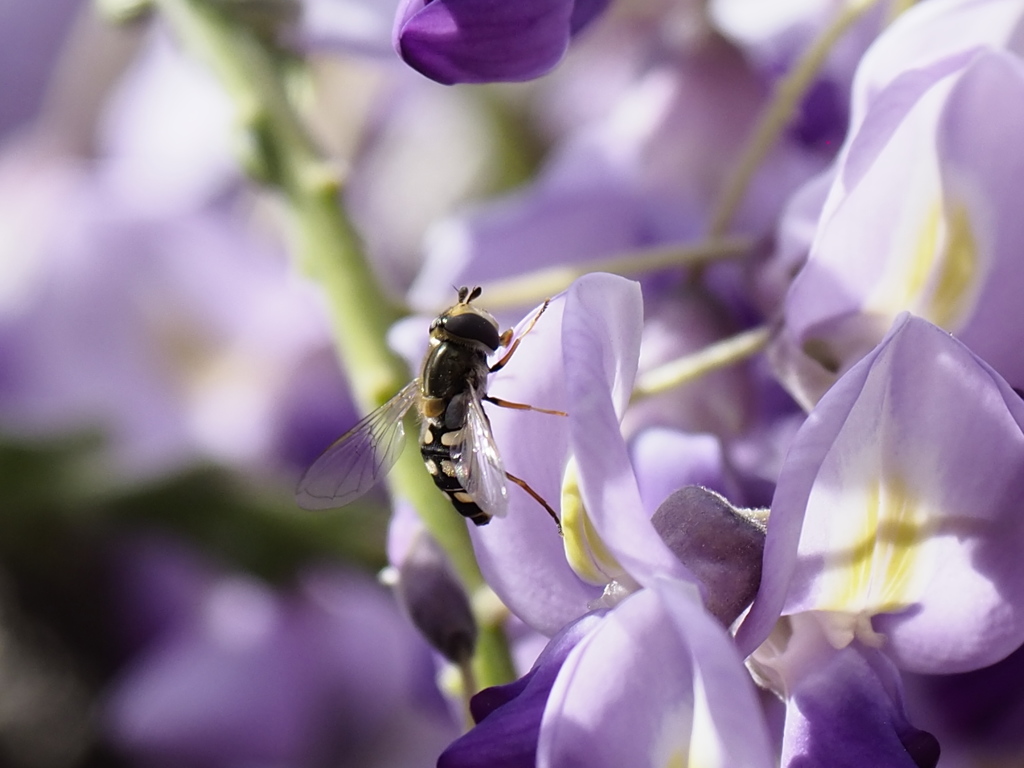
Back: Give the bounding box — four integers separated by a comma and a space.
443, 312, 500, 351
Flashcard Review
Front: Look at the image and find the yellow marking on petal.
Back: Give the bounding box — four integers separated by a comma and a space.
904, 201, 941, 302
560, 458, 626, 586
817, 473, 935, 633
926, 201, 976, 328
869, 199, 979, 330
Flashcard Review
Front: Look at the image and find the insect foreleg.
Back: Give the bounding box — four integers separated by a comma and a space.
490, 298, 552, 373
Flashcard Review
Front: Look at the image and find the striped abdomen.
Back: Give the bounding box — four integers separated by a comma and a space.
419, 419, 490, 526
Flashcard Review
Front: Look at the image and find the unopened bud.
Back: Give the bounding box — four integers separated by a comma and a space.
392, 531, 477, 664
651, 486, 766, 627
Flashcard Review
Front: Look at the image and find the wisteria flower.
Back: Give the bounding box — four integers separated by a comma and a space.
443, 580, 775, 768
771, 0, 1024, 405
739, 313, 1024, 677
751, 614, 940, 768
392, 0, 611, 84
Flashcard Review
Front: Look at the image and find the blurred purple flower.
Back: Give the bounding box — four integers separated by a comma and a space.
0, 156, 338, 479
392, 0, 611, 84
297, 0, 404, 57
0, 26, 357, 482
708, 0, 889, 153
0, 0, 84, 141
104, 536, 458, 767
409, 39, 824, 310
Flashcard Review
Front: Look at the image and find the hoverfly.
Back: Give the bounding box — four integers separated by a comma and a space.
296, 286, 562, 526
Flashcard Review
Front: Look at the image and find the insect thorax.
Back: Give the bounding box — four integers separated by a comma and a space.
420, 339, 490, 405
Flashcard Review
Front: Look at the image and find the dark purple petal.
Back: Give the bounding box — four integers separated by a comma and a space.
781, 636, 939, 768
568, 0, 610, 33
904, 642, 1024, 754
393, 528, 477, 667
393, 0, 575, 84
394, 529, 477, 664
438, 613, 600, 768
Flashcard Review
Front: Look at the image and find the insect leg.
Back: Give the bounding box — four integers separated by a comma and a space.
505, 471, 562, 532
490, 298, 552, 373
483, 395, 567, 417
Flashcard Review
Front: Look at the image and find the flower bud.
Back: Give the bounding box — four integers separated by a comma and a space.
390, 530, 477, 665
651, 485, 766, 627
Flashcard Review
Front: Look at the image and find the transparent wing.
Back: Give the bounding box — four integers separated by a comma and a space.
296, 381, 420, 510
452, 385, 509, 518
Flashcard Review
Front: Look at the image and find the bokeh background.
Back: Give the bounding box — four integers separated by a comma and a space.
0, 0, 856, 765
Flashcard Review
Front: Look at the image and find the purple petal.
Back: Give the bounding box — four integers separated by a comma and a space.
776, 44, 1024, 405
470, 291, 601, 635
393, 0, 575, 84
538, 581, 774, 768
904, 642, 1024, 753
741, 315, 1024, 672
631, 428, 727, 517
847, 0, 1024, 128
562, 274, 696, 588
774, 620, 939, 768
438, 613, 600, 768
776, 53, 976, 403
934, 50, 1024, 389
409, 181, 646, 311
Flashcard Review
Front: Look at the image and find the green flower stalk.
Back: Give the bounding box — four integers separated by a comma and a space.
145, 0, 515, 689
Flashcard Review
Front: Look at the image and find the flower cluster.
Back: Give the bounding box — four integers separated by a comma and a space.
4, 0, 1024, 766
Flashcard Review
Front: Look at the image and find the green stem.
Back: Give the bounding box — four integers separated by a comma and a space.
632, 326, 771, 401
706, 0, 883, 238
151, 0, 512, 687
483, 235, 754, 310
